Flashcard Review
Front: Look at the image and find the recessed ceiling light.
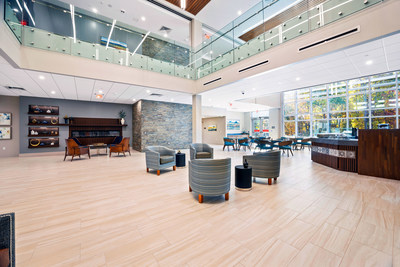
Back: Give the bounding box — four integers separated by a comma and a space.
171, 98, 174, 101
210, 51, 213, 54
238, 10, 242, 15
132, 98, 136, 101
50, 90, 56, 95
163, 33, 168, 38
38, 75, 45, 80
92, 8, 98, 13
141, 16, 146, 21
365, 60, 373, 65
146, 89, 151, 94
296, 77, 301, 81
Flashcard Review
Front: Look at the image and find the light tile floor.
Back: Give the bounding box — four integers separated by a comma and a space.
1, 146, 399, 266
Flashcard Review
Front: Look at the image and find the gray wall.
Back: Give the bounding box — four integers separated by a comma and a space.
19, 96, 132, 154
0, 96, 20, 157
132, 100, 192, 151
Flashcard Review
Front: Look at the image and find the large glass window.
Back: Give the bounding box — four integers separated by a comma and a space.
282, 71, 400, 136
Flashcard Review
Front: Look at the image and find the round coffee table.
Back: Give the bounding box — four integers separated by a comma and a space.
235, 165, 252, 191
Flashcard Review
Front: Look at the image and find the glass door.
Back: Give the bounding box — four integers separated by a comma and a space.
252, 117, 269, 136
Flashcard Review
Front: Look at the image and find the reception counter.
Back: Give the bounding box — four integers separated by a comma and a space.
311, 138, 358, 173
311, 129, 400, 179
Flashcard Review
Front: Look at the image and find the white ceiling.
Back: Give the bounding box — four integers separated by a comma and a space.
200, 32, 400, 109
0, 57, 193, 105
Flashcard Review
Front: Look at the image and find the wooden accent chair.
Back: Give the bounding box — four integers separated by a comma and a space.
189, 158, 231, 203
64, 138, 91, 161
278, 140, 294, 156
109, 137, 131, 157
243, 151, 281, 185
223, 138, 235, 151
238, 138, 251, 151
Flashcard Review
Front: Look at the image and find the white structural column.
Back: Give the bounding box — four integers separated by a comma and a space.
190, 19, 203, 69
192, 94, 202, 143
190, 19, 203, 49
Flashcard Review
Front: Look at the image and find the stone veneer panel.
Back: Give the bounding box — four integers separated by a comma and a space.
132, 100, 192, 151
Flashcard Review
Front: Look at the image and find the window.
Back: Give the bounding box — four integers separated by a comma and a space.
282, 71, 399, 137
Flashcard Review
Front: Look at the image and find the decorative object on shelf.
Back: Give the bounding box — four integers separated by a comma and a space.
28, 127, 59, 136
119, 110, 126, 125
243, 159, 249, 169
28, 105, 59, 115
29, 138, 59, 148
0, 113, 11, 125
29, 116, 59, 125
0, 127, 11, 140
63, 115, 69, 124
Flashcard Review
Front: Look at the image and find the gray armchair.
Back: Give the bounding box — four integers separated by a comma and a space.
189, 158, 231, 203
145, 146, 176, 176
190, 143, 214, 160
243, 150, 281, 185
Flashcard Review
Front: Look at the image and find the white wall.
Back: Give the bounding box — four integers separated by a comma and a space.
269, 108, 281, 139
202, 106, 247, 133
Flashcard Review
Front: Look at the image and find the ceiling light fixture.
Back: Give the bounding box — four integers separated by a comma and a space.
296, 77, 301, 81
38, 75, 45, 80
70, 4, 76, 43
23, 1, 36, 26
132, 98, 136, 101
92, 8, 98, 13
238, 10, 242, 15
15, 0, 22, 12
99, 90, 103, 94
146, 90, 151, 94
163, 33, 168, 38
180, 0, 186, 10
51, 91, 56, 95
141, 16, 146, 21
132, 31, 150, 57
171, 98, 174, 102
106, 19, 117, 49
365, 60, 373, 65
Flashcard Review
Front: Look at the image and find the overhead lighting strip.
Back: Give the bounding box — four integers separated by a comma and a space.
23, 1, 36, 26
106, 19, 117, 50
132, 31, 150, 57
15, 0, 23, 12
70, 4, 76, 43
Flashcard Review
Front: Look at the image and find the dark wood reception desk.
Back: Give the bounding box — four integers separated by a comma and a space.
311, 138, 358, 173
311, 129, 400, 179
358, 129, 400, 180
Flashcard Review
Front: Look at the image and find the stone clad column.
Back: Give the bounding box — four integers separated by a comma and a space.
192, 95, 202, 143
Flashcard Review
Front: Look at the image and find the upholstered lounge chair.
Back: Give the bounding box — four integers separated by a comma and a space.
190, 143, 214, 160
109, 137, 131, 157
64, 138, 91, 161
145, 146, 176, 175
243, 151, 281, 185
189, 158, 231, 203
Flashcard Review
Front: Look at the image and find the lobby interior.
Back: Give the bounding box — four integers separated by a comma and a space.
0, 0, 400, 266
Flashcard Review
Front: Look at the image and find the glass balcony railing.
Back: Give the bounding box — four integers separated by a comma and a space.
194, 0, 383, 79
3, 0, 383, 81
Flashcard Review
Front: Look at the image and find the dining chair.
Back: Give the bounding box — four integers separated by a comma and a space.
223, 138, 236, 151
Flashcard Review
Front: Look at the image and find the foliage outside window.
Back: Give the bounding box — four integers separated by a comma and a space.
282, 71, 399, 137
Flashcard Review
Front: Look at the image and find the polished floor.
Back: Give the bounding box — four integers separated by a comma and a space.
1, 147, 400, 266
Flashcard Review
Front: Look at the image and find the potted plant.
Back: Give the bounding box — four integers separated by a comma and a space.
119, 110, 126, 125
63, 115, 69, 124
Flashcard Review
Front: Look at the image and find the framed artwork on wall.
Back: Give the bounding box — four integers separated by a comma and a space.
0, 127, 11, 140
227, 119, 240, 131
0, 113, 11, 125
208, 125, 217, 131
